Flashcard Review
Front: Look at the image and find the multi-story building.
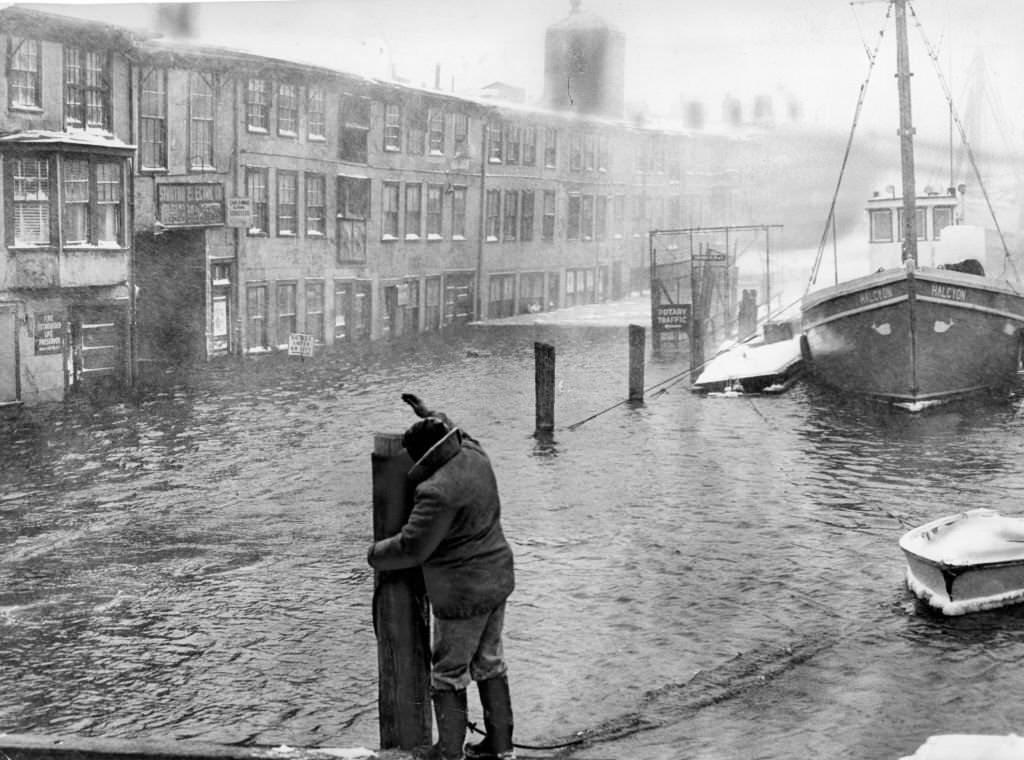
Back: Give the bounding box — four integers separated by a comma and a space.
1, 4, 752, 408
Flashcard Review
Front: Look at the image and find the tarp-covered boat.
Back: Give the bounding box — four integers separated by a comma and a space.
899, 508, 1024, 615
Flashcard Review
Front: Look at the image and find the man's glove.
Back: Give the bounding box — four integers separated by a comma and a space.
401, 393, 433, 418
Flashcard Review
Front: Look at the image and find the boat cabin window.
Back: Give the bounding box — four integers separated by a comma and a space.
896, 207, 927, 241
869, 209, 893, 242
933, 206, 954, 239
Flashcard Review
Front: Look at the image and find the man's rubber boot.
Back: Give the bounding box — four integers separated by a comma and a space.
430, 688, 468, 760
464, 674, 515, 760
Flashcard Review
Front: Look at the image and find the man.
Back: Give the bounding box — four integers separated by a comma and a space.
367, 393, 516, 760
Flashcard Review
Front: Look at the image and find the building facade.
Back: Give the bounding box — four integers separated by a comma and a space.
1, 5, 754, 408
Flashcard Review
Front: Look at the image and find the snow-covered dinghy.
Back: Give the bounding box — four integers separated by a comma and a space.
900, 509, 1024, 615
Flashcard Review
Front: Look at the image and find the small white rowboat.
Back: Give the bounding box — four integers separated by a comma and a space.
899, 509, 1024, 615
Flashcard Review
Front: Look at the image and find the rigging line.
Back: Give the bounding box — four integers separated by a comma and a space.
805, 2, 892, 294
908, 1, 1021, 288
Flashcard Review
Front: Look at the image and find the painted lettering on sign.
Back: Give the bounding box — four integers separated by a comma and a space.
930, 284, 967, 302
857, 286, 894, 306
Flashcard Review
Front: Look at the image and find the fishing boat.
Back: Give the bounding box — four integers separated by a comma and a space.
899, 509, 1024, 615
799, 0, 1024, 412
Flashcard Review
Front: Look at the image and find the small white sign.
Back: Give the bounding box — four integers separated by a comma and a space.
226, 197, 253, 228
288, 333, 315, 358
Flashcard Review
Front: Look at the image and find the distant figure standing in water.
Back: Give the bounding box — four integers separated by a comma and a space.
367, 393, 516, 760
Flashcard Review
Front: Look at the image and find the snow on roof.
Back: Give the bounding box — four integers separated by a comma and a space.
0, 130, 135, 151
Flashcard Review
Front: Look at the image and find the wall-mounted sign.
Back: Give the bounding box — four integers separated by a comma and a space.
654, 303, 691, 331
226, 197, 253, 228
157, 183, 225, 228
34, 312, 66, 355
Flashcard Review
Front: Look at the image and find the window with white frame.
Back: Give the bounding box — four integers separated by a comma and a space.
453, 112, 469, 157
306, 281, 325, 342
139, 68, 168, 170
338, 175, 370, 260
277, 83, 298, 136
581, 195, 594, 240
485, 189, 500, 240
583, 134, 595, 171
570, 133, 583, 171
544, 127, 558, 168
597, 134, 609, 171
542, 190, 556, 241
451, 186, 467, 239
9, 37, 41, 110
613, 194, 625, 238
595, 195, 607, 240
276, 171, 298, 236
10, 156, 51, 246
307, 86, 325, 140
276, 283, 297, 346
407, 108, 426, 155
503, 190, 518, 241
426, 184, 444, 239
247, 285, 269, 350
382, 182, 400, 239
405, 184, 422, 239
246, 78, 270, 131
567, 194, 581, 239
188, 71, 215, 171
384, 103, 402, 151
428, 109, 445, 154
305, 173, 325, 236
340, 95, 371, 162
488, 122, 503, 163
246, 167, 269, 235
522, 126, 537, 166
62, 157, 123, 246
520, 190, 535, 241
504, 124, 520, 165
64, 48, 110, 130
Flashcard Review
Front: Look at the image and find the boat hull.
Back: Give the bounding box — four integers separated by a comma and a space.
801, 267, 1024, 408
899, 509, 1024, 615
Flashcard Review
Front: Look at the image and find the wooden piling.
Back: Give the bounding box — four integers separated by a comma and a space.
628, 324, 645, 403
534, 342, 555, 435
371, 433, 431, 751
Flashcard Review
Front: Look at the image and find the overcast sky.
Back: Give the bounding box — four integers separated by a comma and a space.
16, 0, 1024, 145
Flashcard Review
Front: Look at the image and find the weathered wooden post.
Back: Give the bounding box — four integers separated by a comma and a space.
628, 324, 645, 403
371, 433, 431, 751
534, 342, 555, 435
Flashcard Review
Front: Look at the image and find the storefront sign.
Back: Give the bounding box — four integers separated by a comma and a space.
157, 183, 225, 228
226, 197, 253, 228
288, 333, 315, 358
654, 303, 691, 331
34, 312, 66, 355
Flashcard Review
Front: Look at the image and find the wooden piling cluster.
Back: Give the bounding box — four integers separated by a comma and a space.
371, 434, 431, 751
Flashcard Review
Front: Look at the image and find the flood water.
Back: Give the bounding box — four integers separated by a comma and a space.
3, 317, 1024, 760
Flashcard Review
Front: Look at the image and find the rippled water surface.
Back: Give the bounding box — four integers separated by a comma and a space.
4, 320, 1024, 760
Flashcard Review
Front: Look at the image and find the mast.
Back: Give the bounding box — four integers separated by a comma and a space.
895, 0, 918, 264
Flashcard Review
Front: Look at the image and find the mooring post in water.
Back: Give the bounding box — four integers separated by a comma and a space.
628, 324, 645, 404
534, 341, 555, 435
371, 433, 431, 750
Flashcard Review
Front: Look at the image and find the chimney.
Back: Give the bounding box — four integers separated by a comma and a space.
155, 3, 195, 38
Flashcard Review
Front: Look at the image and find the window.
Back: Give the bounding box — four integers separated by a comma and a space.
542, 190, 556, 241
569, 133, 583, 171
583, 134, 595, 171
247, 285, 269, 350
277, 83, 298, 135
613, 195, 625, 238
62, 158, 123, 246
306, 281, 325, 342
520, 190, 535, 241
451, 186, 467, 239
246, 78, 270, 131
453, 112, 469, 157
428, 109, 445, 154
427, 184, 444, 238
595, 195, 607, 240
567, 194, 581, 239
276, 171, 297, 236
522, 126, 537, 166
424, 277, 442, 331
246, 167, 269, 235
503, 190, 518, 241
276, 283, 297, 345
9, 37, 41, 109
139, 68, 167, 170
340, 95, 371, 162
544, 127, 558, 168
581, 195, 594, 240
188, 72, 215, 171
597, 135, 609, 171
488, 122, 503, 163
10, 157, 51, 246
405, 184, 422, 239
338, 176, 370, 260
305, 173, 325, 236
404, 278, 421, 333
64, 48, 110, 130
407, 108, 426, 155
384, 103, 402, 151
485, 189, 500, 241
505, 125, 520, 165
382, 182, 400, 239
933, 206, 954, 239
307, 86, 325, 140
